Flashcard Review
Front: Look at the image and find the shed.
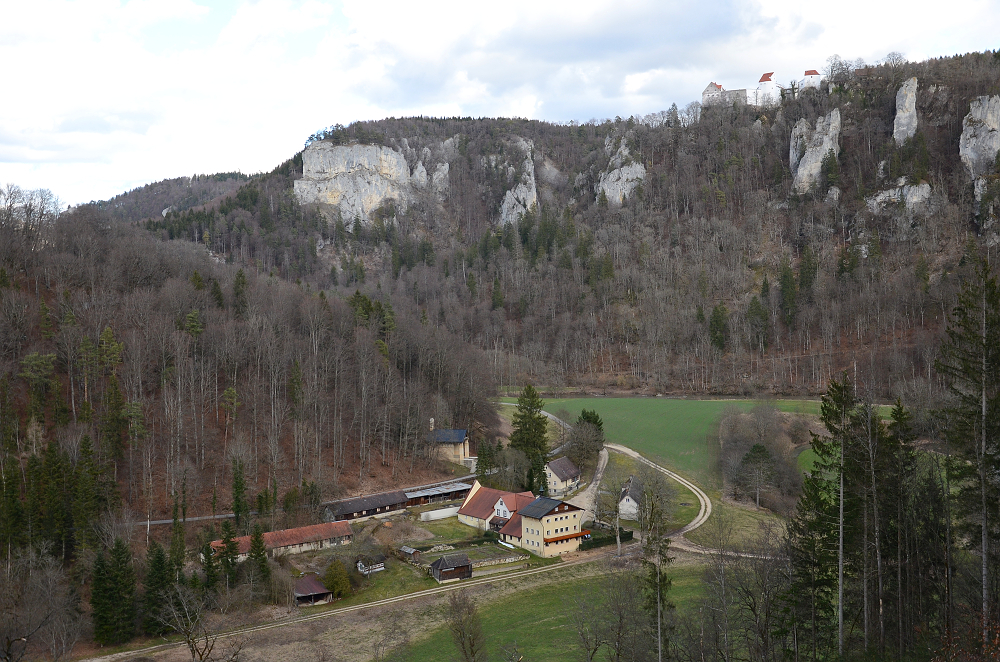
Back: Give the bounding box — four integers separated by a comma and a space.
398, 546, 421, 563
294, 574, 331, 606
430, 553, 472, 583
325, 490, 408, 521
356, 553, 387, 576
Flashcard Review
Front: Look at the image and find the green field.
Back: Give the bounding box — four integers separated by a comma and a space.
400, 564, 706, 661
544, 397, 818, 490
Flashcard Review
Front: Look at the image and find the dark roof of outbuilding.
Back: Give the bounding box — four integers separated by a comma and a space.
430, 553, 471, 570
428, 429, 468, 444
294, 574, 329, 598
330, 490, 408, 516
547, 456, 581, 481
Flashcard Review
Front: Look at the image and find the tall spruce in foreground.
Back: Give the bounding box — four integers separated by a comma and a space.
935, 258, 1000, 648
143, 542, 172, 635
92, 538, 137, 645
510, 384, 547, 490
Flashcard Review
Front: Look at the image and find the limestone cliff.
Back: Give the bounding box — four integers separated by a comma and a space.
294, 143, 412, 222
959, 95, 1000, 178
499, 138, 537, 225
789, 109, 841, 194
866, 179, 932, 216
597, 136, 646, 204
893, 77, 919, 145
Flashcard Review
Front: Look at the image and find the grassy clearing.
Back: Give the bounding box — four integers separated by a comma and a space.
400, 562, 706, 662
684, 500, 786, 549
414, 517, 480, 546
543, 397, 816, 490
797, 447, 819, 473
299, 559, 438, 613
601, 451, 701, 533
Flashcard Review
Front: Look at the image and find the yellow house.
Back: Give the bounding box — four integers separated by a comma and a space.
545, 457, 581, 496
516, 497, 587, 558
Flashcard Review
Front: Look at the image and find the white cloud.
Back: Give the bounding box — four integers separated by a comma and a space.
1, 0, 999, 204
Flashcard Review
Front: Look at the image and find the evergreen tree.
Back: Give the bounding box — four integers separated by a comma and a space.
169, 497, 186, 582
232, 460, 249, 533
219, 520, 239, 588
747, 295, 769, 351
92, 539, 137, 645
101, 374, 127, 462
323, 560, 351, 599
509, 385, 548, 467
798, 245, 818, 302
142, 542, 172, 635
232, 268, 248, 318
576, 409, 604, 432
709, 303, 728, 351
210, 279, 225, 309
491, 277, 504, 310
248, 524, 270, 592
200, 540, 219, 592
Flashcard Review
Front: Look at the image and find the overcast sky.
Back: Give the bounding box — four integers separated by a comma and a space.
1, 0, 997, 205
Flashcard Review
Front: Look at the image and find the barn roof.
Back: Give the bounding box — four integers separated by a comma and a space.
329, 490, 408, 517
211, 520, 353, 556
294, 574, 330, 598
458, 486, 534, 521
547, 456, 581, 481
430, 553, 471, 570
428, 429, 467, 444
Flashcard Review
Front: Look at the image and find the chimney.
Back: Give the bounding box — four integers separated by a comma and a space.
429, 417, 435, 432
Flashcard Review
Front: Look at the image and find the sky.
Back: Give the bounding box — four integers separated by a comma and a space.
1, 0, 998, 205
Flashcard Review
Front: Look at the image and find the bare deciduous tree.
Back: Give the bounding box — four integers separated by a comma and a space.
447, 590, 487, 662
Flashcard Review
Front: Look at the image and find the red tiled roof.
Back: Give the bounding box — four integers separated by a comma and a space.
759, 72, 774, 83
458, 486, 534, 521
211, 520, 353, 556
499, 513, 523, 539
804, 69, 820, 76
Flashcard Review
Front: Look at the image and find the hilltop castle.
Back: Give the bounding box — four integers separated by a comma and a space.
703, 70, 822, 107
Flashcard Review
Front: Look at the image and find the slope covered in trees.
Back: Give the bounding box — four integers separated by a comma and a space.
130, 52, 1000, 417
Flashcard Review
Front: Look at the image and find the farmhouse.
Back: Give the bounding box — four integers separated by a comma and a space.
518, 497, 587, 558
428, 419, 475, 469
619, 475, 642, 519
210, 520, 352, 561
456, 480, 535, 531
546, 456, 581, 495
430, 553, 473, 583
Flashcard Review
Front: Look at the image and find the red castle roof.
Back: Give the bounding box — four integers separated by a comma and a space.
759, 72, 774, 83
804, 69, 820, 76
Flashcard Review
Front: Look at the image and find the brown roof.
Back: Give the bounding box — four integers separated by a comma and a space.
804, 69, 820, 76
212, 520, 353, 556
499, 513, 523, 539
547, 456, 581, 482
458, 486, 534, 521
759, 72, 774, 82
544, 529, 589, 544
430, 553, 471, 570
294, 574, 330, 598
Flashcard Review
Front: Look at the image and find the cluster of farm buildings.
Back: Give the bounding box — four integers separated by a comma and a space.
209, 428, 596, 604
702, 70, 823, 107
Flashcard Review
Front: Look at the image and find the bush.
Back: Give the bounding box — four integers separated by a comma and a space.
579, 528, 633, 551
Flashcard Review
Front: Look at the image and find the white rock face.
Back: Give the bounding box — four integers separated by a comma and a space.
596, 136, 646, 204
789, 109, 841, 194
959, 95, 1000, 178
294, 143, 412, 222
499, 139, 537, 225
411, 162, 428, 188
432, 163, 450, 194
866, 181, 932, 215
893, 77, 919, 145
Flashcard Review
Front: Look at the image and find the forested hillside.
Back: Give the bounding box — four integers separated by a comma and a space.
141, 52, 1000, 415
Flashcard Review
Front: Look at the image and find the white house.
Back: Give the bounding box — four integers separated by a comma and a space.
800, 69, 822, 90
619, 475, 642, 519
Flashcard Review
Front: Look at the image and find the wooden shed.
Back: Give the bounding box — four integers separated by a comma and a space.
294, 574, 331, 606
430, 553, 472, 583
398, 545, 421, 563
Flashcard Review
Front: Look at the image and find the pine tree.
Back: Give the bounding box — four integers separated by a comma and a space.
91, 550, 113, 645
232, 268, 248, 318
323, 560, 351, 599
101, 374, 127, 462
248, 524, 270, 591
779, 255, 797, 328
200, 540, 219, 592
142, 542, 172, 635
210, 279, 225, 309
92, 539, 137, 645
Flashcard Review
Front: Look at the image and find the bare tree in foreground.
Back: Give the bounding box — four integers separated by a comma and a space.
0, 547, 78, 662
447, 590, 487, 662
156, 584, 248, 662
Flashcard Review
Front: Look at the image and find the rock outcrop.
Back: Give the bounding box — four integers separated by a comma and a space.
294, 143, 412, 222
893, 77, 919, 145
866, 179, 932, 215
789, 109, 841, 194
597, 136, 646, 204
499, 138, 537, 225
959, 95, 1000, 178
